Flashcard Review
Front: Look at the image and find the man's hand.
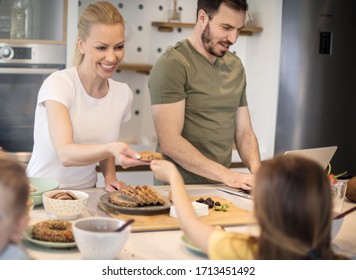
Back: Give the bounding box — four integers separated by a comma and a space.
223, 171, 255, 190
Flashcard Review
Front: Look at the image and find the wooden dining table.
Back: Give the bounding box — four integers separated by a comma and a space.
21, 184, 356, 260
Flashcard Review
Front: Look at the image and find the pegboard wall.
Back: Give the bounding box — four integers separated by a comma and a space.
77, 0, 249, 148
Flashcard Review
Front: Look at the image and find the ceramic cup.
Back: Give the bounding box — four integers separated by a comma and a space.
72, 217, 131, 260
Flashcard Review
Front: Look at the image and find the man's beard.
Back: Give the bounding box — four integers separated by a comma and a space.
201, 22, 229, 58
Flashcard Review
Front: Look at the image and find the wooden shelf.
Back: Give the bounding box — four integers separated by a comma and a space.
117, 63, 152, 75
116, 21, 263, 75
152, 22, 195, 32
152, 22, 263, 35
0, 39, 66, 45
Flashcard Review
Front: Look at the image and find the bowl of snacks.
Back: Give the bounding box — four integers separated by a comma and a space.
72, 217, 131, 259
29, 177, 60, 206
43, 190, 89, 219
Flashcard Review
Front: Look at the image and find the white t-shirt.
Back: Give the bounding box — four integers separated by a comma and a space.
26, 67, 132, 189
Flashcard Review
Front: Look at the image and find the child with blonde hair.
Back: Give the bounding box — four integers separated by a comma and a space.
0, 155, 30, 259
150, 155, 346, 259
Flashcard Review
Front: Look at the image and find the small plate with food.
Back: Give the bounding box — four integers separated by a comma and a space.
100, 185, 171, 215
22, 220, 76, 248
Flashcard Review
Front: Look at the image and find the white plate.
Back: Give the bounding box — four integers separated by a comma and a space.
22, 226, 76, 248
181, 234, 207, 257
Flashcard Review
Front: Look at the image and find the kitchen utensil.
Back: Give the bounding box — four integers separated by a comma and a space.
333, 206, 356, 220
115, 219, 135, 232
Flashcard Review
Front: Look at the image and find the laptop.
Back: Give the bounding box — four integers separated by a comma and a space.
283, 146, 337, 170
217, 146, 337, 199
217, 186, 252, 199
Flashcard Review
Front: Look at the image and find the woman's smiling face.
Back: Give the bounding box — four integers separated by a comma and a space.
78, 22, 125, 79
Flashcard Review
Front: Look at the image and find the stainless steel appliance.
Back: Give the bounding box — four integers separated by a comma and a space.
0, 43, 65, 162
275, 0, 356, 177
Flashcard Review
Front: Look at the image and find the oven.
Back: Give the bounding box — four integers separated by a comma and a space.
0, 43, 66, 163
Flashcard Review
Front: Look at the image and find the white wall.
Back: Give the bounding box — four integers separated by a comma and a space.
244, 0, 283, 160
67, 0, 283, 162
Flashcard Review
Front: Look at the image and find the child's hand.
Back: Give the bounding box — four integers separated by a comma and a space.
150, 160, 178, 183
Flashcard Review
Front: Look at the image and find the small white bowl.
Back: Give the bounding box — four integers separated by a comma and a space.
73, 217, 131, 260
43, 190, 89, 219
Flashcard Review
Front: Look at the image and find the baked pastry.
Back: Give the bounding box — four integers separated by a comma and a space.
51, 191, 79, 200
141, 185, 166, 205
108, 185, 166, 207
119, 185, 147, 205
109, 192, 139, 207
138, 151, 164, 161
32, 220, 74, 243
346, 177, 356, 202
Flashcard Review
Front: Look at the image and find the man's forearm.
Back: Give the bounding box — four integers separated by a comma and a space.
236, 131, 261, 174
161, 136, 232, 183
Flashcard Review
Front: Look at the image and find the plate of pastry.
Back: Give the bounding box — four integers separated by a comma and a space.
100, 185, 171, 215
22, 220, 76, 248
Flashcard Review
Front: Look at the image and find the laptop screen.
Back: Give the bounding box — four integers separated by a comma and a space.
283, 146, 337, 170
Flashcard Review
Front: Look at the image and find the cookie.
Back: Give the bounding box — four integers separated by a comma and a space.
138, 151, 163, 161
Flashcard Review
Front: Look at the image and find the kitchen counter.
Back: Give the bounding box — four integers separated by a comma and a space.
22, 185, 356, 260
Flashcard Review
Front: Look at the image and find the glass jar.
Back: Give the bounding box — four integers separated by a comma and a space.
10, 0, 32, 39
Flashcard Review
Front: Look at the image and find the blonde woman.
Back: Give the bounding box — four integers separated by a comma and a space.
27, 2, 148, 190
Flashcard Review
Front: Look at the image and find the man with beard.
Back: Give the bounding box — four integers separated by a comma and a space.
148, 0, 261, 190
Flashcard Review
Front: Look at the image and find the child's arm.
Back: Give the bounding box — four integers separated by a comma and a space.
150, 160, 214, 254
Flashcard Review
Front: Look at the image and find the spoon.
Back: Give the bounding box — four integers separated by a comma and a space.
333, 206, 356, 220
115, 219, 135, 232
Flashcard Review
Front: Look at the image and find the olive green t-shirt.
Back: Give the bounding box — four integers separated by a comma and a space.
148, 39, 247, 184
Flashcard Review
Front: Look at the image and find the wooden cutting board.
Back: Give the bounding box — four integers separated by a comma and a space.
98, 195, 256, 232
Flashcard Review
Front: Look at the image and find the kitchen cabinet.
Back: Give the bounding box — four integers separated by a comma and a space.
0, 0, 67, 44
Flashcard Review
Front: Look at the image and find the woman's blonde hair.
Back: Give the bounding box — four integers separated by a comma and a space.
72, 1, 125, 66
253, 154, 343, 259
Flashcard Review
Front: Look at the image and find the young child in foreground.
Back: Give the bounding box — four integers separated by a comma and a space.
0, 155, 30, 260
150, 155, 346, 259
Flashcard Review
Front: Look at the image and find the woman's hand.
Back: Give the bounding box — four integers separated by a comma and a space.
105, 180, 128, 192
112, 142, 149, 168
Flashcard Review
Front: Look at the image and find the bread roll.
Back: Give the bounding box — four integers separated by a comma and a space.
346, 177, 356, 202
